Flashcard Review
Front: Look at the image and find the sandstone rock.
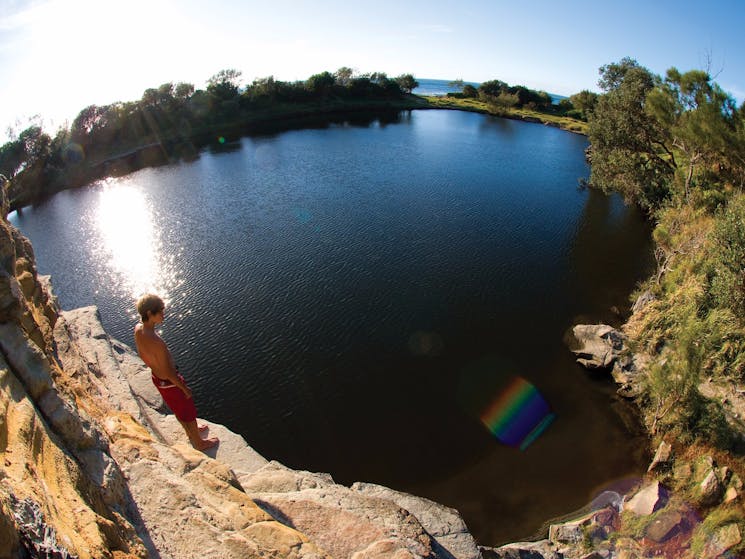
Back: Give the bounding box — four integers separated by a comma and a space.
482, 539, 561, 558
1, 352, 146, 559
623, 481, 666, 516
0, 322, 54, 398
548, 519, 584, 545
120, 443, 328, 559
698, 470, 724, 506
57, 308, 271, 477
548, 506, 618, 550
647, 440, 672, 472
244, 461, 442, 559
644, 510, 686, 542
703, 523, 742, 559
16, 270, 35, 299
351, 538, 418, 559
352, 482, 481, 559
0, 493, 20, 558
723, 472, 743, 504
56, 307, 165, 421
571, 324, 625, 370
724, 486, 740, 503
631, 290, 655, 314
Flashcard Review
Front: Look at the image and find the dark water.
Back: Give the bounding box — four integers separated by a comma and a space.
10, 109, 654, 546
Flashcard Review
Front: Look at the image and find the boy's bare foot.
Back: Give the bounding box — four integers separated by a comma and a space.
195, 436, 219, 451
198, 424, 209, 434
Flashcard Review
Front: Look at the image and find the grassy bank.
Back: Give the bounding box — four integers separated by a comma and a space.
610, 196, 745, 555
419, 95, 588, 135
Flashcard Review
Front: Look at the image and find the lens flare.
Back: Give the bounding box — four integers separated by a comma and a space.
479, 376, 555, 451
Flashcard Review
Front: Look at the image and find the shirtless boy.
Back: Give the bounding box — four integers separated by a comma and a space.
134, 294, 219, 451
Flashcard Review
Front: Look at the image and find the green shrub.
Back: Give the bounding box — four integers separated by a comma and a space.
710, 194, 745, 320
691, 507, 745, 558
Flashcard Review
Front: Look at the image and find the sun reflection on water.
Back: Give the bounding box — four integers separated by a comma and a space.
93, 181, 180, 302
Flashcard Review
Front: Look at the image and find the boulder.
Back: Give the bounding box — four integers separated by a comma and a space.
644, 510, 686, 542
548, 506, 618, 550
351, 482, 481, 559
647, 440, 673, 473
623, 481, 666, 516
703, 523, 742, 559
724, 472, 742, 503
482, 539, 561, 559
570, 324, 625, 370
242, 461, 448, 559
631, 290, 655, 314
698, 470, 724, 506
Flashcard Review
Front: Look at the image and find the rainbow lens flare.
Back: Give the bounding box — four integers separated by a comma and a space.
479, 376, 555, 451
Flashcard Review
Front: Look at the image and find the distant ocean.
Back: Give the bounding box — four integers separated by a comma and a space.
413, 78, 566, 104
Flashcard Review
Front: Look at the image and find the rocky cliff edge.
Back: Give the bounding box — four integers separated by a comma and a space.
0, 185, 483, 558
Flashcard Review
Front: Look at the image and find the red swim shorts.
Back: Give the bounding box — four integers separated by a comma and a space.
151, 374, 198, 423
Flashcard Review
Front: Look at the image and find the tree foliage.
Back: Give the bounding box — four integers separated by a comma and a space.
567, 90, 598, 119
476, 79, 552, 110
395, 74, 418, 94
334, 67, 354, 86
587, 61, 673, 210
207, 69, 242, 99
588, 58, 745, 211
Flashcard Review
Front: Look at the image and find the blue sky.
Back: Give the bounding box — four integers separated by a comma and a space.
1, 0, 744, 142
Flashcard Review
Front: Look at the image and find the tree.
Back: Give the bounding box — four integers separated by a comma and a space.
598, 57, 643, 92
587, 60, 674, 210
646, 68, 737, 202
478, 80, 507, 98
207, 69, 242, 99
334, 67, 354, 86
175, 82, 195, 100
141, 88, 159, 107
248, 76, 279, 100
0, 138, 26, 178
568, 90, 599, 119
368, 72, 388, 84
462, 84, 478, 98
306, 71, 336, 97
395, 74, 419, 93
487, 92, 519, 112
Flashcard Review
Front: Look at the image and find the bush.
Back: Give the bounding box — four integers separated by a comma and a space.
710, 194, 745, 320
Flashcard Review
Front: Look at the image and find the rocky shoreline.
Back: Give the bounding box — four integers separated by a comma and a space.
1, 184, 742, 557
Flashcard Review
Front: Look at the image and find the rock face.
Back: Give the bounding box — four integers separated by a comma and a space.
57, 308, 483, 559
